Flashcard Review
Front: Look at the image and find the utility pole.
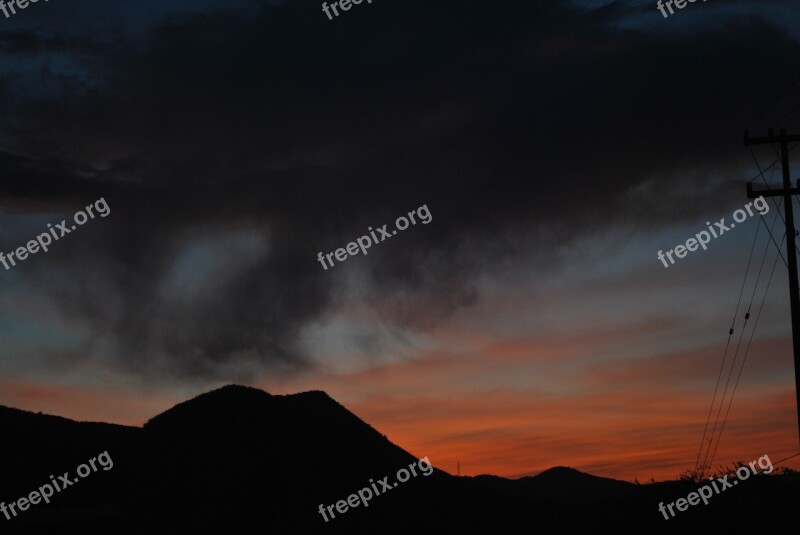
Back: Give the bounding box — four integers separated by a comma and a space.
745, 128, 800, 446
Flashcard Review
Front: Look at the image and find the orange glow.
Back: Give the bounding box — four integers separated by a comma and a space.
262, 330, 800, 481
3, 330, 799, 482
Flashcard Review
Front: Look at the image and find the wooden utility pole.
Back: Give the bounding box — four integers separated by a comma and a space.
745, 128, 800, 445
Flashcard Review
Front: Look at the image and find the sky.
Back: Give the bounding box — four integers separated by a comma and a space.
2, 0, 800, 481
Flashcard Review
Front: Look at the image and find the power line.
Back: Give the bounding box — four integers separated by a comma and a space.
749, 145, 784, 218
707, 232, 785, 470
696, 156, 786, 474
774, 452, 800, 465
770, 99, 800, 130
747, 71, 800, 130
756, 207, 789, 269
695, 215, 762, 474
747, 142, 799, 184
700, 198, 783, 473
748, 145, 792, 267
698, 141, 789, 471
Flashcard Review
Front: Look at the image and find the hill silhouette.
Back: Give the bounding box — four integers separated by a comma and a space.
1, 385, 797, 533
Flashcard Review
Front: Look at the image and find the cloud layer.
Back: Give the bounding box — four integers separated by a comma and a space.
0, 0, 799, 381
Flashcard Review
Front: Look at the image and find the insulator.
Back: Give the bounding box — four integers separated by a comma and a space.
729, 328, 734, 335
745, 312, 750, 320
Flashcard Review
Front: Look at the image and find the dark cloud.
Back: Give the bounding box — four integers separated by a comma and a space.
0, 0, 799, 379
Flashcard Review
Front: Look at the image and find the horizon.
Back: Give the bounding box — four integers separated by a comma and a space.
1, 381, 797, 483
0, 383, 715, 481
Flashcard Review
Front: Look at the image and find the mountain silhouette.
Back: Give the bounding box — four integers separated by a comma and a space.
1, 385, 797, 533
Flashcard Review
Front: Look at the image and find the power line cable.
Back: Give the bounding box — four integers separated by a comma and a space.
774, 452, 800, 465
700, 207, 782, 472
770, 98, 800, 129
748, 143, 799, 184
694, 218, 761, 473
748, 146, 791, 267
708, 232, 785, 470
747, 71, 800, 130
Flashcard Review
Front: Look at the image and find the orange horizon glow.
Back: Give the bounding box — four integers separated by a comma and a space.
2, 327, 799, 483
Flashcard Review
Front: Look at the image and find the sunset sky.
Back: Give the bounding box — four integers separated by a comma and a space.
2, 0, 800, 482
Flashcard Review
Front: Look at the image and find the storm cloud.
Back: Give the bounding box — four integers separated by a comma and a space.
1, 0, 799, 379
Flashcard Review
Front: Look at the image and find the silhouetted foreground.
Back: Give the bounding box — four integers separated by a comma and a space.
1, 385, 797, 533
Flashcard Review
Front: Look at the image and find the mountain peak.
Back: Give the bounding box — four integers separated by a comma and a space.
209, 383, 272, 397
143, 384, 272, 429
141, 384, 349, 432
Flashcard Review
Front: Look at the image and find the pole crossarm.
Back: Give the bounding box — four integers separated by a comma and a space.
747, 181, 800, 199
744, 129, 800, 145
